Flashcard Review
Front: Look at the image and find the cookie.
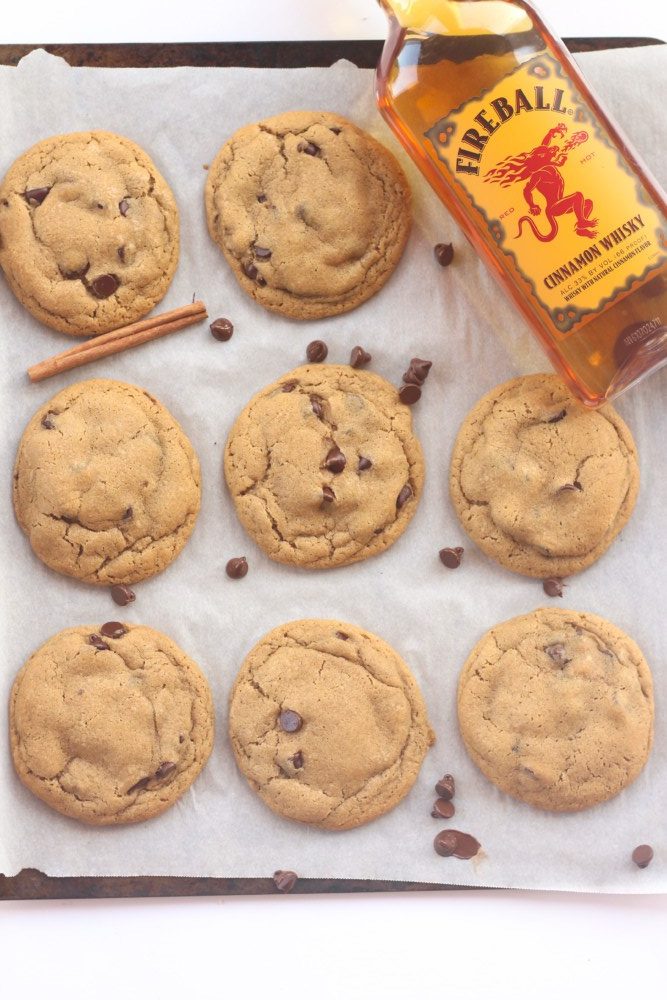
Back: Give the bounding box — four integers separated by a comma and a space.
10, 624, 214, 825
0, 131, 179, 335
205, 111, 411, 319
449, 374, 639, 577
457, 609, 653, 812
13, 379, 201, 585
224, 364, 424, 568
228, 619, 434, 829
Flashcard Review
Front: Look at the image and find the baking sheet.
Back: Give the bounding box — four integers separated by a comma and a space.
0, 46, 665, 892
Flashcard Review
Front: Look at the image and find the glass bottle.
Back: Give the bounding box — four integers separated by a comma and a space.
376, 0, 667, 406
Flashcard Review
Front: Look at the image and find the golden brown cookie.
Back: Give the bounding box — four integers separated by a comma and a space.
10, 623, 214, 825
449, 374, 639, 577
0, 131, 179, 335
457, 609, 653, 812
205, 111, 411, 319
228, 619, 435, 829
13, 379, 201, 585
224, 364, 424, 568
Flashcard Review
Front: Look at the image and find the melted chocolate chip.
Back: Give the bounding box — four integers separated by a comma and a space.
257, 193, 267, 203
155, 761, 177, 781
24, 186, 50, 206
306, 339, 328, 363
358, 456, 372, 471
89, 634, 110, 651
100, 621, 127, 639
435, 830, 480, 860
279, 709, 303, 733
350, 346, 372, 368
431, 798, 456, 819
290, 751, 304, 769
398, 383, 421, 405
110, 584, 136, 607
127, 777, 150, 795
242, 260, 258, 280
322, 485, 336, 503
210, 317, 234, 341
545, 642, 570, 667
335, 631, 349, 640
632, 844, 654, 869
543, 577, 566, 598
396, 485, 412, 509
226, 556, 248, 579
324, 446, 346, 474
256, 274, 267, 287
41, 413, 56, 430
273, 870, 298, 893
439, 547, 464, 569
548, 409, 567, 423
310, 395, 324, 419
434, 242, 454, 267
90, 273, 119, 298
119, 198, 129, 216
435, 774, 455, 800
282, 382, 297, 393
298, 141, 320, 156
254, 246, 272, 260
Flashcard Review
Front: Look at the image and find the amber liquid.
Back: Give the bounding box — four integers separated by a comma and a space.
376, 0, 667, 406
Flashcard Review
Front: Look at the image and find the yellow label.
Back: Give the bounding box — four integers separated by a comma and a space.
425, 53, 666, 337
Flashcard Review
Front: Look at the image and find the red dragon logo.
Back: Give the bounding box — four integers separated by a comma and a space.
484, 124, 597, 242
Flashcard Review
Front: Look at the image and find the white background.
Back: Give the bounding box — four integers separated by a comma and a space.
2, 2, 667, 998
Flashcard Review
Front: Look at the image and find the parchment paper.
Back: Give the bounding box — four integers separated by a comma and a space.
0, 46, 665, 892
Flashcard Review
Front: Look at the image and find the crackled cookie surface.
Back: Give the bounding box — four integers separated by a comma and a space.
229, 620, 434, 829
13, 379, 200, 585
10, 624, 214, 825
0, 131, 179, 335
224, 364, 424, 568
449, 374, 639, 577
457, 609, 653, 812
205, 111, 411, 319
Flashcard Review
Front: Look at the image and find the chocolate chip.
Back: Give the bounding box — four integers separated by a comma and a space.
122, 507, 133, 520
329, 126, 342, 135
350, 346, 372, 368
358, 456, 372, 471
210, 317, 234, 341
434, 242, 454, 267
282, 382, 297, 393
543, 577, 566, 598
257, 194, 267, 203
431, 798, 456, 819
119, 198, 129, 216
310, 395, 324, 419
335, 631, 349, 640
398, 383, 421, 405
279, 709, 302, 733
155, 761, 177, 781
254, 246, 272, 260
226, 556, 248, 579
322, 485, 336, 503
439, 546, 464, 569
117, 246, 126, 263
632, 844, 654, 869
290, 751, 304, 769
127, 777, 150, 794
556, 482, 582, 494
298, 141, 320, 156
100, 621, 127, 639
111, 584, 136, 607
545, 642, 570, 667
306, 339, 328, 363
90, 273, 119, 298
396, 485, 412, 509
547, 409, 567, 423
324, 446, 346, 474
434, 830, 458, 857
179, 734, 185, 744
439, 831, 481, 860
242, 260, 258, 280
256, 274, 267, 287
41, 413, 55, 430
61, 265, 90, 280
24, 186, 50, 206
89, 634, 110, 651
409, 358, 433, 382
435, 774, 455, 800
402, 367, 423, 386
273, 870, 298, 893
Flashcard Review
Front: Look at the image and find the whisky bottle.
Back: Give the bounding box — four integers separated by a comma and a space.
376, 0, 667, 406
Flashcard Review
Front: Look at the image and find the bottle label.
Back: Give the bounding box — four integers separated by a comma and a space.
424, 52, 666, 338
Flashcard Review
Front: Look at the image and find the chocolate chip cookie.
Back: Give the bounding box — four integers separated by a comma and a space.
13, 379, 200, 585
205, 111, 411, 319
10, 624, 214, 825
224, 364, 424, 568
457, 609, 653, 812
449, 374, 639, 577
0, 131, 179, 335
228, 619, 435, 829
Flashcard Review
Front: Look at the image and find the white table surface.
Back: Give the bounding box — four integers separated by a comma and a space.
2, 2, 666, 997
